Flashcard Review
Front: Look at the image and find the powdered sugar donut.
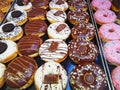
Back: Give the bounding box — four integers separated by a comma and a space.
99, 23, 120, 42
111, 66, 120, 90
91, 0, 111, 11
103, 40, 120, 65
94, 9, 117, 25
34, 61, 68, 90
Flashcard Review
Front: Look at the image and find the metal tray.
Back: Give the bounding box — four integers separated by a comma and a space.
0, 0, 113, 90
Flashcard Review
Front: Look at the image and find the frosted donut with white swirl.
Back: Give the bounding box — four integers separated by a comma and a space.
39, 39, 68, 62
34, 61, 68, 90
46, 10, 67, 23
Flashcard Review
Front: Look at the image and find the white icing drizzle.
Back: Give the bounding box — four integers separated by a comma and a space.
47, 22, 71, 40
39, 39, 68, 62
46, 10, 67, 23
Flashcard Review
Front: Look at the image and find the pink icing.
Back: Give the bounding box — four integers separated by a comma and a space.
111, 66, 120, 90
99, 23, 120, 41
103, 40, 120, 65
94, 9, 117, 24
91, 0, 111, 10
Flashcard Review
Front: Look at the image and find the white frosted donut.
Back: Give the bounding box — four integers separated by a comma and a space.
0, 40, 18, 63
46, 10, 67, 23
49, 0, 68, 11
39, 39, 68, 62
0, 22, 23, 41
0, 63, 6, 88
34, 61, 68, 90
47, 22, 71, 40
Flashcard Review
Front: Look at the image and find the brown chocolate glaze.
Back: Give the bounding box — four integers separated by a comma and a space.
25, 20, 47, 36
0, 42, 7, 54
18, 35, 42, 56
2, 23, 15, 32
112, 0, 120, 9
5, 56, 38, 88
16, 0, 30, 6
68, 39, 98, 64
49, 42, 59, 52
56, 24, 66, 32
54, 11, 64, 16
11, 10, 22, 18
56, 0, 64, 5
70, 62, 107, 90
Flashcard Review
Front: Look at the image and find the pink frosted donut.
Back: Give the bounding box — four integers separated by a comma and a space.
99, 23, 120, 42
94, 9, 117, 25
91, 0, 111, 11
111, 66, 120, 90
103, 40, 120, 65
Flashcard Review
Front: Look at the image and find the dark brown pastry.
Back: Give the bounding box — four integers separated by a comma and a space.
112, 0, 120, 12
68, 39, 98, 64
25, 20, 48, 37
5, 56, 38, 89
70, 62, 107, 90
18, 35, 43, 57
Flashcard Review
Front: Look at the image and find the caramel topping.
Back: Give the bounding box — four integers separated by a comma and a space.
0, 42, 7, 54
49, 42, 58, 52
2, 23, 14, 32
12, 10, 22, 18
56, 0, 64, 5
56, 24, 66, 32
44, 74, 59, 84
84, 73, 94, 84
54, 11, 63, 16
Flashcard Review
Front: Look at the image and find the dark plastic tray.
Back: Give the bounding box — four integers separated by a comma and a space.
0, 0, 113, 90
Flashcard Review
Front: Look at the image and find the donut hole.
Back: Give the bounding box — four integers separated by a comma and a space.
103, 14, 108, 17
84, 73, 94, 85
116, 50, 120, 54
109, 29, 114, 33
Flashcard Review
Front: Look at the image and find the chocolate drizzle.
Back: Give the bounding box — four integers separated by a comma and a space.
0, 42, 7, 54
49, 42, 58, 52
54, 11, 63, 16
2, 23, 14, 32
56, 24, 66, 32
11, 10, 22, 18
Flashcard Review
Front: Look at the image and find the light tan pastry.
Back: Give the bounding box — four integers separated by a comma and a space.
0, 10, 4, 22
0, 0, 10, 13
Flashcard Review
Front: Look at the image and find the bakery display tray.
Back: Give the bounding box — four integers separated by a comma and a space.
0, 0, 114, 90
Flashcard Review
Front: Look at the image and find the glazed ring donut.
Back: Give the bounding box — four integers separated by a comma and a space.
0, 40, 18, 63
68, 39, 98, 64
34, 61, 68, 90
94, 9, 116, 25
70, 62, 107, 90
103, 40, 120, 66
39, 39, 68, 62
6, 9, 28, 26
99, 23, 120, 42
0, 22, 23, 41
0, 63, 6, 88
91, 0, 111, 11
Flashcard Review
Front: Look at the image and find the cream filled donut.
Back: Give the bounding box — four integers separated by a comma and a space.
34, 61, 68, 90
47, 22, 71, 40
0, 40, 18, 63
46, 10, 67, 23
49, 0, 68, 11
39, 39, 68, 62
6, 10, 28, 26
0, 63, 6, 88
0, 22, 23, 41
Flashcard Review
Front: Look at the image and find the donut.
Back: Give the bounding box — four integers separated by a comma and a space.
0, 40, 18, 63
28, 7, 47, 21
0, 63, 6, 88
68, 39, 98, 64
67, 9, 89, 25
47, 22, 71, 40
71, 22, 96, 41
0, 10, 4, 22
49, 0, 68, 11
68, 0, 88, 11
18, 35, 43, 57
103, 40, 120, 66
46, 10, 67, 23
70, 62, 107, 90
94, 9, 117, 25
6, 9, 28, 26
99, 23, 120, 42
34, 61, 68, 90
5, 56, 38, 89
32, 0, 49, 9
0, 22, 23, 41
111, 66, 120, 90
25, 20, 47, 37
14, 0, 32, 12
115, 11, 120, 25
39, 39, 68, 62
91, 0, 111, 11
112, 0, 120, 12
0, 0, 10, 13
